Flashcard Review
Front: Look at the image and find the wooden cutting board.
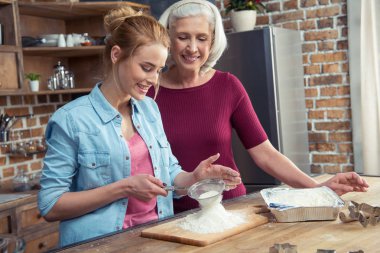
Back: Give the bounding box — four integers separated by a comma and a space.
140, 205, 269, 247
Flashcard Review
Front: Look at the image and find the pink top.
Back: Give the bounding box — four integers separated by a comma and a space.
123, 133, 158, 229
148, 70, 268, 213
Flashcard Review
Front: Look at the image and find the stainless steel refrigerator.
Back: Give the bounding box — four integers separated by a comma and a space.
215, 27, 310, 193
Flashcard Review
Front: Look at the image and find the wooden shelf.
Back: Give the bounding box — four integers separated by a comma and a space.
18, 1, 150, 19
1, 1, 149, 96
0, 45, 19, 52
23, 45, 104, 57
0, 0, 13, 5
7, 150, 46, 158
0, 87, 91, 96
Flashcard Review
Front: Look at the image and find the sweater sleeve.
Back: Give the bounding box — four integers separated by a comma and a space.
228, 73, 268, 149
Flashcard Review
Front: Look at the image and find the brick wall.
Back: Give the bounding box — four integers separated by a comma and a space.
217, 0, 353, 174
0, 94, 72, 183
0, 0, 353, 184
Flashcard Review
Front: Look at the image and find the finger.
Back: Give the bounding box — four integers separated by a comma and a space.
223, 181, 240, 190
359, 177, 369, 187
216, 165, 240, 177
201, 153, 220, 166
149, 183, 168, 197
223, 176, 241, 185
330, 182, 354, 195
347, 173, 369, 188
156, 187, 169, 197
147, 175, 165, 188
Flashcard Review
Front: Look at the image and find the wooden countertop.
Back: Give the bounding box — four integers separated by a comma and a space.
0, 190, 38, 212
54, 175, 380, 252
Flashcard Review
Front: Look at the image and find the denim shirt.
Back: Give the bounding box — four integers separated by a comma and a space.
38, 84, 184, 247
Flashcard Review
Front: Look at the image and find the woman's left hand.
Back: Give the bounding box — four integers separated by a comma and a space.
319, 172, 369, 195
193, 153, 241, 190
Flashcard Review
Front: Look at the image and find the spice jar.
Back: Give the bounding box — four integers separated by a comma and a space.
36, 139, 46, 152
25, 140, 36, 153
81, 33, 92, 46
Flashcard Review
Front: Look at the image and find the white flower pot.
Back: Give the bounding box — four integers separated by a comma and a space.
230, 10, 257, 32
29, 80, 39, 92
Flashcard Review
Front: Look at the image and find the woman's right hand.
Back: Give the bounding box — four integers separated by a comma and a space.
119, 174, 168, 202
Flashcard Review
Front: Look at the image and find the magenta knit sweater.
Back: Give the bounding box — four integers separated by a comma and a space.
148, 70, 268, 213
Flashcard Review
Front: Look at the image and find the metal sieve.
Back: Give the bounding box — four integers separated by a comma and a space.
188, 179, 225, 207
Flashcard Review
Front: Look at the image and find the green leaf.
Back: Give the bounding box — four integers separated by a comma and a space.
25, 72, 41, 81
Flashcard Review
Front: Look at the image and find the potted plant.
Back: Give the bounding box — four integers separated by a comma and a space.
25, 72, 41, 92
225, 0, 266, 32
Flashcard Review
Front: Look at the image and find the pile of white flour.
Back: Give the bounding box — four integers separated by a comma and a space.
177, 191, 246, 234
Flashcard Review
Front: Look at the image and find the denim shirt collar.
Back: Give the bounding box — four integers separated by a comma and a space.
88, 83, 142, 123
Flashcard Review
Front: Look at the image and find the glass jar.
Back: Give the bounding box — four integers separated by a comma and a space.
36, 139, 46, 152
12, 169, 31, 192
25, 140, 36, 153
29, 171, 42, 190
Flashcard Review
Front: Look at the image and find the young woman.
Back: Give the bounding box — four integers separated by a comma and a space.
38, 6, 241, 247
148, 0, 369, 213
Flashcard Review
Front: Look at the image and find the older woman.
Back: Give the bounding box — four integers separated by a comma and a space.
148, 0, 369, 213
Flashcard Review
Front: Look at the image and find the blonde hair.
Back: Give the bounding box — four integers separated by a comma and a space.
159, 0, 227, 74
103, 6, 170, 96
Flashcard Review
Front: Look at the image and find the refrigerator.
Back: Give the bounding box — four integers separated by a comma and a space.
215, 27, 310, 193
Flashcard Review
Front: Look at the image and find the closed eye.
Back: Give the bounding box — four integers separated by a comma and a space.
141, 65, 152, 72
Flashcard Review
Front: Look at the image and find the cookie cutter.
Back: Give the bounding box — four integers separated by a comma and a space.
339, 201, 380, 227
316, 249, 363, 253
269, 243, 297, 253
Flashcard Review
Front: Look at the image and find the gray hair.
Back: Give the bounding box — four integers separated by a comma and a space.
159, 0, 227, 73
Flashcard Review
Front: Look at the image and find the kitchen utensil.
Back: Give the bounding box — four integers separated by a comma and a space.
261, 187, 345, 222
0, 234, 25, 253
187, 178, 225, 207
2, 114, 11, 130
269, 243, 297, 253
164, 179, 225, 206
340, 201, 380, 227
0, 130, 9, 142
5, 114, 34, 131
163, 185, 188, 191
141, 205, 269, 246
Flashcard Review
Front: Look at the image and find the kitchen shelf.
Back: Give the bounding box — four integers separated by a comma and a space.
0, 45, 19, 52
7, 150, 46, 158
18, 1, 150, 19
1, 1, 149, 96
0, 87, 92, 96
23, 46, 104, 57
0, 0, 13, 5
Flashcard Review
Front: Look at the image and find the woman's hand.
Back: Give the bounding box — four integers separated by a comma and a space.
120, 174, 168, 201
318, 172, 369, 195
193, 153, 241, 190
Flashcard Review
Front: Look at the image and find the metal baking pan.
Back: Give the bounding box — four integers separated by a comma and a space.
260, 186, 345, 222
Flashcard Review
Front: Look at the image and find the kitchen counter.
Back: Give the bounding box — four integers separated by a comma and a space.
54, 175, 379, 252
0, 190, 37, 212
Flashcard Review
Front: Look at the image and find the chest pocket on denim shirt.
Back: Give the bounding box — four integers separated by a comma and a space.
78, 152, 111, 188
155, 134, 170, 170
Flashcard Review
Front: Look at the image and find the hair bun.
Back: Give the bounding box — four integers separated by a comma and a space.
104, 6, 140, 34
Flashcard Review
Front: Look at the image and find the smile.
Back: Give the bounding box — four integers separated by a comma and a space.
182, 55, 199, 62
137, 83, 151, 92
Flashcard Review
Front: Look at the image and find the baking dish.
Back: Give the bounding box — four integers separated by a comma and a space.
260, 186, 345, 222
